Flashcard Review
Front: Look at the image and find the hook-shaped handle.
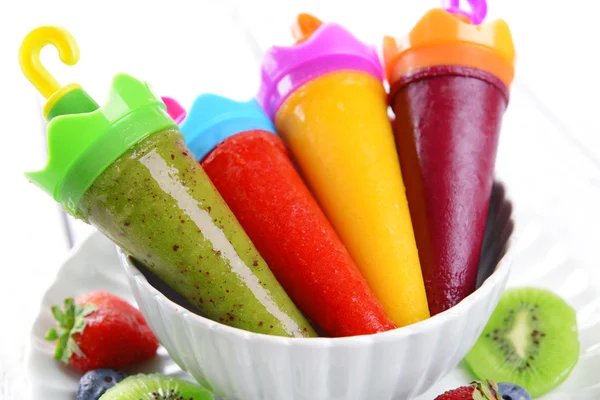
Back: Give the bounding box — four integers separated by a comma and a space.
292, 14, 323, 44
19, 26, 80, 99
442, 0, 487, 24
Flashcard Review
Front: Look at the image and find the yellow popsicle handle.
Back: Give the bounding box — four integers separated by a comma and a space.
19, 26, 80, 99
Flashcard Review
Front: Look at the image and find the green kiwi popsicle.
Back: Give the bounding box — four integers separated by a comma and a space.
20, 27, 315, 338
79, 127, 314, 337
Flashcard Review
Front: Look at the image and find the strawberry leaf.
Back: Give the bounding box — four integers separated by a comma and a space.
44, 328, 58, 341
472, 392, 485, 400
470, 380, 501, 400
54, 332, 70, 361
73, 304, 95, 334
64, 298, 75, 327
486, 380, 500, 398
45, 297, 97, 364
70, 341, 85, 358
51, 305, 65, 325
80, 304, 96, 318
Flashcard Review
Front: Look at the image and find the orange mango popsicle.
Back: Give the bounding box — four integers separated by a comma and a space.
257, 15, 429, 326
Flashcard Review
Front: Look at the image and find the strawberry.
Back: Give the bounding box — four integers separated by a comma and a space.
45, 291, 159, 373
435, 380, 501, 400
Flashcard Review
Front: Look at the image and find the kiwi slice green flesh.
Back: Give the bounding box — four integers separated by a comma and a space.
99, 373, 214, 400
465, 287, 579, 398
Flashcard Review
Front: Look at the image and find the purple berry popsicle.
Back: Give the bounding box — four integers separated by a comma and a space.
383, 2, 515, 314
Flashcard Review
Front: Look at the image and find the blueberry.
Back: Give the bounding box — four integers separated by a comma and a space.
76, 369, 128, 400
497, 382, 532, 400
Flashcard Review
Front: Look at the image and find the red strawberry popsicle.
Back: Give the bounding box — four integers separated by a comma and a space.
383, 6, 516, 315
163, 95, 396, 337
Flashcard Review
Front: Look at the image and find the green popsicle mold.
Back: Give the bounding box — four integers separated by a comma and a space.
26, 73, 177, 215
44, 86, 99, 121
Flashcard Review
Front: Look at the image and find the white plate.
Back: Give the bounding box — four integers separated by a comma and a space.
27, 221, 600, 400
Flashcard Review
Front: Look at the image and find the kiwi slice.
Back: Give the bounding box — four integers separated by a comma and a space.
465, 287, 579, 398
99, 373, 214, 400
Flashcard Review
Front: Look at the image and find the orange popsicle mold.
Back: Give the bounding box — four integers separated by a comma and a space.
383, 8, 515, 88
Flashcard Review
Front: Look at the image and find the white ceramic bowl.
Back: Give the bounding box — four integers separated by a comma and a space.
119, 183, 514, 400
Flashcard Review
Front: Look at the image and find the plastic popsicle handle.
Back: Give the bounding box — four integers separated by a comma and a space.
292, 13, 323, 44
162, 97, 187, 124
442, 0, 487, 24
19, 26, 79, 99
19, 26, 99, 120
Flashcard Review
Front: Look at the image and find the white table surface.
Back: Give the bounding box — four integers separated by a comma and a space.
1, 0, 599, 398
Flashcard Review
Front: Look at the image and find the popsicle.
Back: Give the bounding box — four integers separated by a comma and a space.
257, 14, 430, 327
383, 0, 515, 315
19, 26, 315, 337
162, 95, 396, 337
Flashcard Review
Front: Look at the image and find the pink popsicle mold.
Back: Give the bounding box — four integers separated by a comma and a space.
257, 23, 384, 120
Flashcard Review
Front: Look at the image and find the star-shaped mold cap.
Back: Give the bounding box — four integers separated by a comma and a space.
24, 72, 175, 215
383, 8, 515, 88
172, 94, 276, 162
257, 14, 384, 120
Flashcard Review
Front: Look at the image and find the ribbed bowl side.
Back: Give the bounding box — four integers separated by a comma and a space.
121, 181, 514, 400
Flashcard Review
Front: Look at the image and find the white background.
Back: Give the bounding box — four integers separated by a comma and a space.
0, 0, 599, 398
